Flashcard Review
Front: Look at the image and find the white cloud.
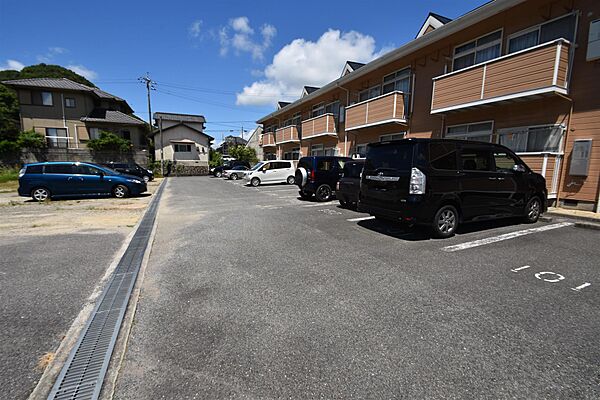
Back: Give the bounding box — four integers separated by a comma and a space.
67, 64, 98, 81
236, 29, 389, 106
0, 59, 25, 71
189, 20, 202, 38
37, 47, 68, 63
219, 17, 276, 60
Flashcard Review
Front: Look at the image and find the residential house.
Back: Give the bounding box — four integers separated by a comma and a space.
245, 126, 264, 161
216, 135, 248, 155
153, 112, 213, 170
258, 0, 600, 212
2, 78, 146, 150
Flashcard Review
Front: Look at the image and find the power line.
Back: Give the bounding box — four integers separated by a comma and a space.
156, 88, 266, 114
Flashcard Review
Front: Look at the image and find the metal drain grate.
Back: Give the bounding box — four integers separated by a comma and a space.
48, 180, 166, 400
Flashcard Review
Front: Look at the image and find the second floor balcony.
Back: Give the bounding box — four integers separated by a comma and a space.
275, 125, 300, 144
345, 91, 408, 131
301, 113, 337, 139
260, 132, 276, 147
431, 39, 571, 114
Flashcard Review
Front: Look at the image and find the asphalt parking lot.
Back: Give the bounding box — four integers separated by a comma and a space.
0, 180, 161, 400
113, 176, 599, 399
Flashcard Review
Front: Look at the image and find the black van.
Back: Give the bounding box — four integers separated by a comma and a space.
295, 156, 351, 201
358, 139, 547, 238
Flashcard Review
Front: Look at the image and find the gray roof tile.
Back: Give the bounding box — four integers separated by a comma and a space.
153, 112, 206, 123
81, 109, 145, 125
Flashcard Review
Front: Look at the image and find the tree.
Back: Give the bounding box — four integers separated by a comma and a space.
87, 131, 132, 152
228, 145, 258, 164
209, 149, 223, 168
0, 84, 20, 138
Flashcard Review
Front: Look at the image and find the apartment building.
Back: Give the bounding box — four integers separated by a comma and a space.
2, 78, 146, 149
258, 0, 600, 211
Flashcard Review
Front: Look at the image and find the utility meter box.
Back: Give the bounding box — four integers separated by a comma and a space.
569, 139, 592, 176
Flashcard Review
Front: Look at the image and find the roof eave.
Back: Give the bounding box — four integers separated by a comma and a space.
256, 0, 525, 124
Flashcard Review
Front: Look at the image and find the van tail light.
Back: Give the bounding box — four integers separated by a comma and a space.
409, 167, 426, 195
309, 169, 315, 182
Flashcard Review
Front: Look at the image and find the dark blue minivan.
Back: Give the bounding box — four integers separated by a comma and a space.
18, 161, 147, 201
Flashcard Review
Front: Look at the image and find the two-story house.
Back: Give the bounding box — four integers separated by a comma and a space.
258, 0, 600, 212
2, 77, 146, 149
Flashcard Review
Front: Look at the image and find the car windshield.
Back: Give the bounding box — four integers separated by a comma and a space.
365, 143, 413, 172
250, 162, 265, 171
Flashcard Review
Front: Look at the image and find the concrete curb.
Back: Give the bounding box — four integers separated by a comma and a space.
27, 180, 165, 400
542, 212, 600, 230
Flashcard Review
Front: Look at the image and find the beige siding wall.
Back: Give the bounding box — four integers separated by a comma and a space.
154, 125, 210, 164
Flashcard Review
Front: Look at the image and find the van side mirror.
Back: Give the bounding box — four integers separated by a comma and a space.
512, 164, 526, 173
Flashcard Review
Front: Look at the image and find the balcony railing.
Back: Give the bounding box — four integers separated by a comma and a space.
301, 113, 337, 139
275, 125, 300, 144
260, 132, 276, 147
431, 39, 570, 113
345, 91, 408, 131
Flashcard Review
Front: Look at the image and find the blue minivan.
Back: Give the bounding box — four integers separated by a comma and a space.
18, 161, 147, 201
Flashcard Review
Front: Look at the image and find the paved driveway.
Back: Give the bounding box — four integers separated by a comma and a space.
114, 177, 600, 399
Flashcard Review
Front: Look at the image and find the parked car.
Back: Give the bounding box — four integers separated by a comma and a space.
336, 159, 364, 208
358, 138, 547, 238
212, 160, 250, 177
222, 165, 250, 180
295, 156, 351, 201
104, 162, 154, 182
244, 160, 296, 187
18, 161, 147, 201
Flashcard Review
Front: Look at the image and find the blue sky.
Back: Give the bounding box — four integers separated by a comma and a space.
0, 0, 486, 142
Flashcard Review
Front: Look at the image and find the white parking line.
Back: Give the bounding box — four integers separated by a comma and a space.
442, 222, 573, 252
302, 202, 337, 207
347, 216, 375, 222
258, 188, 298, 192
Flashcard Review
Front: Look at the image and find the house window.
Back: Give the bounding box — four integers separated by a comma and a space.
42, 92, 53, 106
358, 85, 381, 102
121, 130, 131, 141
380, 132, 406, 142
311, 103, 325, 118
174, 144, 192, 152
46, 128, 68, 148
497, 125, 563, 153
508, 13, 576, 53
89, 127, 101, 140
382, 68, 411, 94
446, 122, 493, 142
453, 30, 502, 71
65, 97, 76, 108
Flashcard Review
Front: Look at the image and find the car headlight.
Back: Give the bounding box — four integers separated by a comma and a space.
127, 179, 142, 184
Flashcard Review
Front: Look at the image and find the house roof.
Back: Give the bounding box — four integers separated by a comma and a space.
169, 138, 196, 144
1, 77, 133, 113
153, 112, 206, 123
302, 86, 320, 97
81, 109, 145, 125
341, 61, 366, 77
152, 122, 214, 141
277, 101, 291, 110
258, 0, 525, 124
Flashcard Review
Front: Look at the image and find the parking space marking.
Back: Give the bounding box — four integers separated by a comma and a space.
535, 271, 565, 283
571, 283, 591, 292
302, 202, 337, 207
442, 222, 573, 252
258, 188, 298, 192
511, 265, 531, 273
347, 216, 375, 222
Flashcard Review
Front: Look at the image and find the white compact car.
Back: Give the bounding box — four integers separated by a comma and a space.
244, 160, 296, 187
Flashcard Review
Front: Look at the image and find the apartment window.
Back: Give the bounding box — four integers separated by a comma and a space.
311, 144, 324, 156
453, 30, 502, 71
283, 148, 300, 160
312, 103, 325, 118
497, 125, 563, 153
508, 13, 576, 53
325, 101, 340, 118
65, 97, 76, 108
41, 91, 53, 106
46, 128, 68, 148
174, 144, 192, 152
353, 144, 368, 158
292, 113, 301, 126
358, 85, 381, 102
380, 132, 406, 142
265, 153, 277, 160
382, 68, 411, 94
446, 122, 493, 142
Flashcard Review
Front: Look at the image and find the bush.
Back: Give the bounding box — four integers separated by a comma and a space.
17, 130, 46, 149
228, 145, 258, 164
0, 167, 19, 184
87, 131, 132, 152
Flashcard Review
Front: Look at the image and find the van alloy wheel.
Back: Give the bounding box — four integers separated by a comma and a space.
432, 205, 458, 238
524, 196, 541, 223
32, 187, 50, 202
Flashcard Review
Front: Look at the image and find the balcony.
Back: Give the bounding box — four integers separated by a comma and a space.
275, 125, 300, 144
345, 91, 408, 131
260, 132, 276, 148
301, 113, 337, 139
431, 39, 570, 114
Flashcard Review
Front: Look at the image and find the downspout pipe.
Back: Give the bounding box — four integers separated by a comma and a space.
336, 83, 350, 156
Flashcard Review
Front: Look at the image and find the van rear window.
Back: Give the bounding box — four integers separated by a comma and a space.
365, 144, 413, 171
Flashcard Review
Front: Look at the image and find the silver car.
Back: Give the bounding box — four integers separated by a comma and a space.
222, 165, 250, 180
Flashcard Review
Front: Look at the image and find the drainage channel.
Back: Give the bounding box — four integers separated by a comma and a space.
47, 180, 166, 400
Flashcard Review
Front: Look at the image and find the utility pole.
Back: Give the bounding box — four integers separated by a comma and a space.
138, 73, 158, 170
